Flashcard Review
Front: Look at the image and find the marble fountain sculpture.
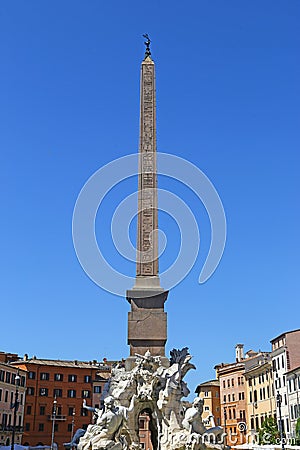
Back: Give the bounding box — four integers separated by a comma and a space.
69, 348, 228, 450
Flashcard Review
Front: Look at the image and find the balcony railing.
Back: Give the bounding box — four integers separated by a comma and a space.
0, 425, 23, 432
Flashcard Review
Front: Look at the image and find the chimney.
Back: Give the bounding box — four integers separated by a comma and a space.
24, 354, 28, 361
235, 344, 244, 362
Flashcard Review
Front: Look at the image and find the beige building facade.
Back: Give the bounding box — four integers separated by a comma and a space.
244, 353, 276, 442
286, 365, 300, 438
0, 361, 27, 447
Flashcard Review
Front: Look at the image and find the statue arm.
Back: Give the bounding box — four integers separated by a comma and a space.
128, 394, 137, 413
82, 399, 96, 413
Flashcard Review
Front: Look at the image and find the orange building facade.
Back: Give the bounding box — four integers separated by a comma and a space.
12, 357, 111, 449
195, 380, 221, 427
215, 345, 251, 446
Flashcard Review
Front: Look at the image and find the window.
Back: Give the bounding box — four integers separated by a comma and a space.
249, 378, 252, 387
40, 373, 49, 381
232, 394, 235, 401
68, 375, 77, 382
40, 406, 45, 415
20, 394, 23, 405
228, 394, 231, 402
38, 424, 44, 432
39, 388, 48, 397
223, 380, 225, 388
231, 378, 234, 387
26, 405, 32, 415
54, 374, 63, 381
282, 355, 285, 369
204, 391, 209, 397
81, 408, 88, 417
2, 413, 8, 426
28, 371, 36, 379
82, 390, 91, 399
0, 388, 2, 401
5, 390, 8, 402
68, 390, 76, 398
25, 423, 30, 431
215, 391, 219, 398
54, 424, 58, 432
233, 409, 236, 419
68, 424, 73, 432
94, 386, 102, 394
0, 370, 4, 382
205, 406, 209, 411
21, 376, 25, 387
227, 380, 230, 388
291, 405, 294, 420
223, 395, 226, 402
84, 375, 91, 383
217, 418, 221, 426
5, 372, 11, 383
53, 389, 63, 398
238, 377, 240, 386
68, 407, 75, 416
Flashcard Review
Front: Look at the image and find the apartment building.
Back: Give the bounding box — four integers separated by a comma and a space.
0, 360, 27, 446
244, 352, 276, 441
12, 356, 111, 449
195, 380, 221, 426
271, 329, 300, 438
215, 345, 249, 445
286, 365, 300, 438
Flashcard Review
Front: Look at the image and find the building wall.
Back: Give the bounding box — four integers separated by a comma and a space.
245, 360, 276, 440
218, 365, 247, 445
13, 359, 110, 449
286, 332, 300, 372
270, 330, 300, 437
286, 367, 300, 437
196, 382, 221, 427
139, 413, 153, 450
0, 362, 27, 447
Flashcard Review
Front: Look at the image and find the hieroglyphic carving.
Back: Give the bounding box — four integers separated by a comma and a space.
136, 60, 159, 277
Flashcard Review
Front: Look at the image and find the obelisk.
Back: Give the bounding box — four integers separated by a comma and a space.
126, 35, 169, 364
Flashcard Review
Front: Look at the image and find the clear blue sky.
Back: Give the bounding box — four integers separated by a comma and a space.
1, 1, 299, 394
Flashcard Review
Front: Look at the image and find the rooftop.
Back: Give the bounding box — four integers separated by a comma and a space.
270, 329, 300, 344
195, 379, 220, 393
11, 357, 113, 370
